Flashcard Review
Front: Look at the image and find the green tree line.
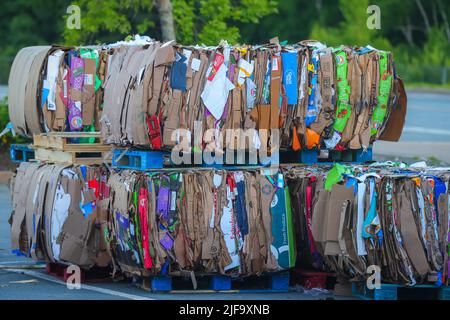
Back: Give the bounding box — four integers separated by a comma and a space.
1, 0, 450, 86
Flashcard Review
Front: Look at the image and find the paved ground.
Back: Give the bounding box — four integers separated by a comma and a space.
373, 141, 450, 164
399, 91, 450, 143
0, 184, 349, 300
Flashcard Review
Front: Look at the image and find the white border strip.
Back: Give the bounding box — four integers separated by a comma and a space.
0, 261, 42, 265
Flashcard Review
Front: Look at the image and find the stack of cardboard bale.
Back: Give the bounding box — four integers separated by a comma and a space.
9, 36, 431, 286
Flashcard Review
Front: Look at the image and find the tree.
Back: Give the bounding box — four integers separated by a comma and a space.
63, 0, 277, 45
155, 0, 176, 41
172, 0, 278, 45
63, 0, 156, 45
310, 0, 391, 49
240, 0, 333, 44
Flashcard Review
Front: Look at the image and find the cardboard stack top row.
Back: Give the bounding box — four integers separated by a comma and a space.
8, 36, 407, 153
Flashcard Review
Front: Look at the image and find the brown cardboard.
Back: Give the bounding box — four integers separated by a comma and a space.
82, 58, 97, 126
58, 212, 95, 267
398, 181, 430, 276
324, 184, 355, 256
10, 163, 111, 268
10, 162, 41, 252
8, 46, 51, 136
379, 77, 407, 142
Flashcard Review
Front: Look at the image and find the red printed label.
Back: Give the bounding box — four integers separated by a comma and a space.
207, 53, 225, 81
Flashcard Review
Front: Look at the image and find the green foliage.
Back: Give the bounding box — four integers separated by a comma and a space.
0, 0, 71, 83
1, 0, 450, 87
172, 0, 196, 44
63, 0, 277, 46
239, 0, 331, 44
175, 0, 278, 45
395, 28, 450, 84
310, 0, 391, 49
421, 28, 450, 66
63, 0, 156, 45
0, 0, 70, 57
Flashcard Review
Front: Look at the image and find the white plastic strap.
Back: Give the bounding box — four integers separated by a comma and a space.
0, 122, 15, 138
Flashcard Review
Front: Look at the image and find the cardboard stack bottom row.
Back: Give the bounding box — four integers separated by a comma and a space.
9, 162, 450, 286
8, 36, 406, 152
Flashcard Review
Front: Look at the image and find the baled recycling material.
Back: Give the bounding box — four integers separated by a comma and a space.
8, 36, 407, 151
9, 162, 111, 268
9, 162, 450, 285
286, 164, 450, 286
8, 45, 106, 137
107, 169, 296, 276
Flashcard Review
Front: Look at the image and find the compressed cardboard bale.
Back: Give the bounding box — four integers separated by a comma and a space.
9, 162, 111, 269
107, 169, 296, 277
286, 164, 450, 286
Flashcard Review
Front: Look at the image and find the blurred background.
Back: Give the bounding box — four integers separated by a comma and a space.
0, 0, 449, 168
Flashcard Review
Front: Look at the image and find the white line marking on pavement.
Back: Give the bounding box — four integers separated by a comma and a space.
403, 127, 450, 136
0, 261, 40, 265
6, 268, 153, 300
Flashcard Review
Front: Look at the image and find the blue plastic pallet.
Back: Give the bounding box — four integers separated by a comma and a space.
10, 144, 35, 163
329, 148, 373, 162
210, 273, 290, 292
137, 272, 290, 293
352, 282, 449, 300
281, 147, 372, 164
112, 149, 273, 170
439, 286, 450, 300
111, 146, 373, 171
112, 149, 170, 170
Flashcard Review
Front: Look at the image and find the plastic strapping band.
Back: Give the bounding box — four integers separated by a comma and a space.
0, 122, 15, 138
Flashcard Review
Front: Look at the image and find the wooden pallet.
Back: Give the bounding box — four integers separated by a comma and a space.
134, 272, 290, 293
32, 132, 110, 152
34, 148, 111, 165
31, 132, 112, 165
